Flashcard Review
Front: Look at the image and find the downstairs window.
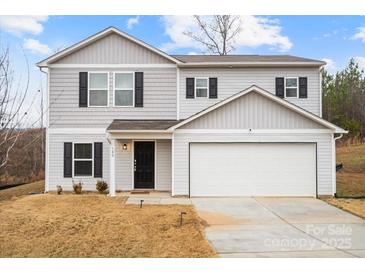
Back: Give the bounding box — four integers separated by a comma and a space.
74, 143, 93, 177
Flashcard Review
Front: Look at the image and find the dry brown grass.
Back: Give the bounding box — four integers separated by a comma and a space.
0, 180, 44, 201
336, 144, 365, 197
0, 194, 216, 258
323, 144, 365, 219
326, 198, 365, 219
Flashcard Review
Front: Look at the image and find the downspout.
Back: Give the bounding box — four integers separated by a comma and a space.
334, 133, 343, 141
319, 65, 325, 118
332, 133, 344, 197
39, 67, 49, 192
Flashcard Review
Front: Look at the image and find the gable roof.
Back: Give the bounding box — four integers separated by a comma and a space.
37, 27, 325, 68
173, 54, 324, 64
36, 27, 181, 67
168, 85, 347, 133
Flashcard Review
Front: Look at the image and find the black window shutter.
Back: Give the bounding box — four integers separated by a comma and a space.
79, 72, 88, 107
209, 78, 218, 99
186, 78, 195, 98
135, 72, 144, 107
299, 77, 308, 98
94, 142, 103, 178
64, 142, 72, 178
275, 77, 285, 98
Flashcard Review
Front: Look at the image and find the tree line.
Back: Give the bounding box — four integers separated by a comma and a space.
322, 58, 365, 140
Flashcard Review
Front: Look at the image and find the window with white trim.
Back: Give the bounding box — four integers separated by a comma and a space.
285, 77, 298, 98
74, 143, 93, 177
114, 72, 134, 106
195, 77, 208, 98
89, 72, 108, 106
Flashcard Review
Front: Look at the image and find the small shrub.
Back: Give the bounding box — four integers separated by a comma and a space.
56, 185, 63, 195
72, 180, 83, 194
96, 180, 108, 194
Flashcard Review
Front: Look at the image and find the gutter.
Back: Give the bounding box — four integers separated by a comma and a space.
177, 61, 325, 68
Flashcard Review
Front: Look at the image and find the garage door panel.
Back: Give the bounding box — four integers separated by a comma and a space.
190, 143, 316, 197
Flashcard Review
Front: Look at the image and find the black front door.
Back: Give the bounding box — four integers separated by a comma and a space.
134, 141, 155, 189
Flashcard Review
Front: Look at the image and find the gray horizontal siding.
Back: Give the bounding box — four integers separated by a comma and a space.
48, 134, 172, 192
156, 139, 172, 191
115, 139, 172, 191
115, 140, 132, 191
179, 67, 320, 118
48, 133, 110, 191
53, 33, 173, 64
49, 67, 177, 127
173, 132, 333, 196
181, 92, 325, 129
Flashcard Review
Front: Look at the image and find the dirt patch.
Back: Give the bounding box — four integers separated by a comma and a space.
325, 198, 365, 219
0, 194, 216, 258
0, 180, 44, 201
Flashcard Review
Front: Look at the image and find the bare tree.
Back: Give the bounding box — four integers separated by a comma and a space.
184, 15, 241, 55
0, 46, 29, 169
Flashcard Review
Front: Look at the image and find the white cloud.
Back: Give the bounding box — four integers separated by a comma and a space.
160, 16, 202, 52
322, 58, 336, 72
126, 16, 140, 29
0, 16, 48, 36
236, 16, 292, 52
353, 56, 365, 71
352, 27, 365, 42
160, 15, 292, 53
23, 38, 52, 55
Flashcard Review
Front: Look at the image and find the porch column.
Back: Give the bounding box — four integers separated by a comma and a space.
109, 139, 116, 197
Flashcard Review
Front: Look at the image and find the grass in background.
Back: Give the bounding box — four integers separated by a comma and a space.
336, 144, 365, 197
0, 180, 44, 201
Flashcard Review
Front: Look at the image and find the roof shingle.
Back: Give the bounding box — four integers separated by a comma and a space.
107, 120, 181, 131
172, 54, 324, 64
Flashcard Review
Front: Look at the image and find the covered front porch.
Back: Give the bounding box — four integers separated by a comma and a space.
106, 119, 179, 196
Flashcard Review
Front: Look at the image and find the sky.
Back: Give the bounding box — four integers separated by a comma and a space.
1, 15, 365, 125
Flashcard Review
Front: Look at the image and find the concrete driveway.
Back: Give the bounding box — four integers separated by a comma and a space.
192, 198, 365, 258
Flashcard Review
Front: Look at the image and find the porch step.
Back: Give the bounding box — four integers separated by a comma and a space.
130, 190, 150, 194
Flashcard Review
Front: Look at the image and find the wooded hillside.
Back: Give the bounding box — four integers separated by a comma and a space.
322, 58, 365, 140
0, 128, 44, 185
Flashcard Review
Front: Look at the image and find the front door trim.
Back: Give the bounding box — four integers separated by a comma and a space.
132, 140, 156, 189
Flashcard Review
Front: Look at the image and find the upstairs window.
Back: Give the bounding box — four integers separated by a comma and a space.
114, 72, 134, 107
74, 143, 93, 177
285, 77, 298, 98
195, 77, 208, 98
89, 72, 108, 106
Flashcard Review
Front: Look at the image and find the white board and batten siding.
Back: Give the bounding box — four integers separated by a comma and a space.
181, 92, 325, 129
48, 133, 172, 192
52, 33, 174, 64
179, 67, 321, 119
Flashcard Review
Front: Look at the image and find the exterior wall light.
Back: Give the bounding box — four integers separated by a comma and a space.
123, 143, 128, 150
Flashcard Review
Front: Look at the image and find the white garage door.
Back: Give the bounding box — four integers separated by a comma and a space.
190, 143, 316, 197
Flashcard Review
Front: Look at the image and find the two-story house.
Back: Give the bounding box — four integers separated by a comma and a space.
37, 27, 346, 197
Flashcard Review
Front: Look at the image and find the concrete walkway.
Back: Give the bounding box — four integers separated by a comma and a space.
125, 194, 192, 205
191, 197, 365, 258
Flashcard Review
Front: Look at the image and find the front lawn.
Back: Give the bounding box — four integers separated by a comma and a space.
0, 194, 216, 258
